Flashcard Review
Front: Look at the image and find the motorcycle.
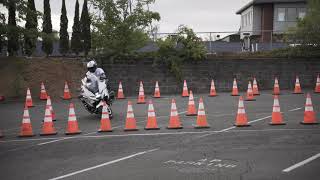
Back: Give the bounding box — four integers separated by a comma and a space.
78, 75, 115, 117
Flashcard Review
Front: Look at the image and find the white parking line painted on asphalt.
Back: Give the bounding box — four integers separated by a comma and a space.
288, 107, 303, 112
48, 148, 159, 180
0, 137, 60, 143
282, 153, 320, 173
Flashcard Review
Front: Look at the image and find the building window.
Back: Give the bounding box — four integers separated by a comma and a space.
298, 8, 306, 19
287, 8, 297, 21
277, 8, 286, 21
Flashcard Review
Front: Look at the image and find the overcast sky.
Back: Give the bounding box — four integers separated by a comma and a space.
1, 0, 250, 33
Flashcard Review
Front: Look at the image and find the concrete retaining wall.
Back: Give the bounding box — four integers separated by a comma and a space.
102, 58, 320, 96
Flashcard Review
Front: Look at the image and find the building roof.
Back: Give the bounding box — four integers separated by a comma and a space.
236, 0, 307, 14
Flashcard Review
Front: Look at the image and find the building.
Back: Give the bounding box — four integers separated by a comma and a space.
236, 0, 307, 44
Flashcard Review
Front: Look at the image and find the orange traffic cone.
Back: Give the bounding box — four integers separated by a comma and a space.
231, 78, 239, 96
209, 79, 217, 97
182, 80, 189, 97
145, 100, 160, 130
293, 76, 303, 94
186, 90, 197, 116
270, 95, 285, 125
167, 99, 183, 129
46, 96, 56, 121
124, 101, 138, 131
153, 81, 161, 98
245, 81, 255, 101
19, 105, 35, 137
137, 81, 146, 104
117, 81, 125, 99
194, 97, 210, 128
315, 74, 320, 93
40, 104, 57, 136
65, 103, 81, 135
25, 88, 34, 107
273, 77, 280, 95
301, 93, 318, 125
62, 81, 72, 100
234, 96, 250, 127
98, 102, 113, 132
253, 77, 260, 95
40, 82, 48, 100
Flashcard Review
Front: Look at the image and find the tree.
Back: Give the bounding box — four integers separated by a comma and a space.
90, 0, 160, 56
7, 0, 19, 56
42, 0, 53, 56
71, 0, 81, 55
24, 0, 38, 56
291, 0, 320, 46
59, 0, 69, 56
80, 0, 91, 56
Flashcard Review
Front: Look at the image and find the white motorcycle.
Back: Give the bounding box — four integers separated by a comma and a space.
79, 76, 114, 117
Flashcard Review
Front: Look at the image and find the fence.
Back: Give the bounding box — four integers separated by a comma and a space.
0, 30, 292, 57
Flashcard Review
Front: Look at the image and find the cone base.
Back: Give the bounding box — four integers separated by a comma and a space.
65, 131, 82, 135
137, 102, 146, 104
61, 97, 72, 100
293, 92, 303, 94
209, 95, 217, 97
98, 129, 113, 132
269, 122, 286, 125
167, 126, 183, 129
18, 134, 35, 137
40, 132, 57, 136
40, 98, 47, 100
117, 97, 126, 99
124, 128, 139, 131
272, 93, 280, 95
253, 93, 260, 96
234, 124, 251, 127
245, 99, 256, 101
26, 105, 35, 108
145, 127, 160, 130
194, 126, 210, 129
300, 122, 319, 125
231, 94, 240, 96
153, 96, 161, 98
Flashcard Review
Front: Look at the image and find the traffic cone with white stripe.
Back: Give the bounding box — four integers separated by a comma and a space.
117, 81, 125, 99
19, 105, 35, 137
124, 101, 138, 131
46, 96, 56, 121
167, 99, 183, 129
245, 81, 255, 101
25, 88, 34, 107
40, 104, 57, 136
231, 78, 239, 96
209, 79, 217, 97
182, 80, 189, 97
270, 95, 285, 125
273, 77, 280, 95
137, 81, 146, 104
153, 81, 161, 98
194, 97, 210, 128
62, 81, 72, 100
293, 76, 303, 94
40, 82, 48, 100
301, 93, 318, 125
98, 102, 113, 132
253, 77, 260, 95
65, 103, 81, 135
234, 96, 250, 127
145, 100, 160, 130
186, 90, 197, 116
315, 74, 320, 93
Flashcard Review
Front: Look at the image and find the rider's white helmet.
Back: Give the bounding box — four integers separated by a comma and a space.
87, 60, 97, 73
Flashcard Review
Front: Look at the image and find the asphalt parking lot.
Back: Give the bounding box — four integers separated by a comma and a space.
0, 90, 319, 180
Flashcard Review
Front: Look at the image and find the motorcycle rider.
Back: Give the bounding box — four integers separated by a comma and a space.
86, 59, 108, 98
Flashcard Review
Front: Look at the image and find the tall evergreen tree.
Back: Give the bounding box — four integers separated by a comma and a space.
80, 0, 91, 56
71, 0, 81, 55
7, 0, 19, 56
25, 0, 38, 56
59, 0, 69, 56
42, 0, 53, 56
